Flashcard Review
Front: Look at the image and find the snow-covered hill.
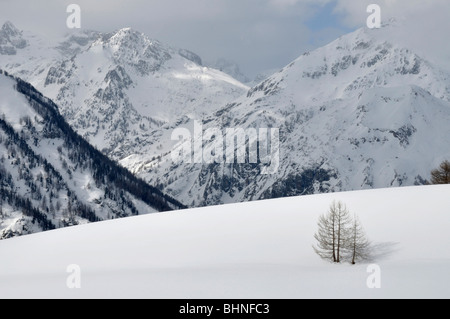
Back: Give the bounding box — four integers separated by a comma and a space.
0, 22, 248, 159
0, 185, 449, 298
0, 70, 184, 239
133, 21, 450, 206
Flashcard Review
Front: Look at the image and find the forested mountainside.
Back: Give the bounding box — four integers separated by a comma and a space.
0, 70, 185, 239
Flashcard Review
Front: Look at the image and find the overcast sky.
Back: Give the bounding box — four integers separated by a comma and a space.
1, 0, 449, 78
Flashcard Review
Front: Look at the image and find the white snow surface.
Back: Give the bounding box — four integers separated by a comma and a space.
0, 185, 449, 299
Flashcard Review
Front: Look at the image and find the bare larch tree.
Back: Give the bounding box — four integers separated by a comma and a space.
313, 201, 352, 263
348, 215, 370, 265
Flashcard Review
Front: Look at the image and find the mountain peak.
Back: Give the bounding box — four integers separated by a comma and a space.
101, 26, 157, 52
117, 27, 133, 33
111, 27, 146, 41
1, 21, 20, 36
0, 21, 27, 53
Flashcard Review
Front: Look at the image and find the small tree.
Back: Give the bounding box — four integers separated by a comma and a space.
313, 208, 337, 262
314, 201, 371, 264
313, 201, 352, 263
347, 215, 370, 265
430, 160, 450, 184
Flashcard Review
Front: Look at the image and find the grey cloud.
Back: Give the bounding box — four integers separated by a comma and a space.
0, 0, 448, 77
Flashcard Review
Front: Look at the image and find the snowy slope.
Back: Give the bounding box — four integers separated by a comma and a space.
0, 71, 184, 239
134, 22, 450, 206
0, 185, 449, 299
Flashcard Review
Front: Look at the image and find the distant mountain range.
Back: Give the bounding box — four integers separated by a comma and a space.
1, 20, 450, 211
124, 21, 450, 206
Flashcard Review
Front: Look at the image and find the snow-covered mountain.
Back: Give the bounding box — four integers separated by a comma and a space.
127, 22, 450, 206
3, 21, 450, 208
0, 70, 184, 239
0, 22, 248, 160
0, 21, 28, 55
0, 22, 96, 81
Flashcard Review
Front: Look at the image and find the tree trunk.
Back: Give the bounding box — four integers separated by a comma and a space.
351, 232, 356, 265
332, 218, 336, 262
337, 222, 341, 263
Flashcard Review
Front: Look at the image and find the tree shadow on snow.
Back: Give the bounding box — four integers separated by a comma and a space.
366, 242, 401, 263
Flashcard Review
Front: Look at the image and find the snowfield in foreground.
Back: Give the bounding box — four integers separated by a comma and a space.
0, 185, 449, 299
